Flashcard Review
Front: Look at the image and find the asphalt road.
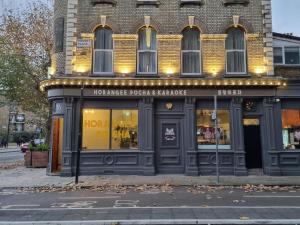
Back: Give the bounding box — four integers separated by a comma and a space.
0, 186, 300, 224
0, 148, 24, 163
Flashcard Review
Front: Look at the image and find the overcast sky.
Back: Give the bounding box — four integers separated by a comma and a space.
272, 0, 300, 36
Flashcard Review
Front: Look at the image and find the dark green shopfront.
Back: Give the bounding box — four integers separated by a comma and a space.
44, 79, 300, 176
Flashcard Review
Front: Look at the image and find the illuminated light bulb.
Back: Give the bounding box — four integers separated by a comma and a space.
247, 81, 250, 85
180, 82, 184, 86
254, 81, 258, 85
224, 82, 228, 85
194, 81, 198, 85
209, 82, 213, 85
217, 82, 221, 85
107, 82, 111, 86
277, 82, 281, 85
158, 82, 161, 86
239, 81, 243, 85
70, 81, 74, 85
283, 83, 287, 86
262, 81, 266, 85
151, 82, 154, 86
270, 82, 273, 85
202, 82, 206, 85
172, 82, 176, 86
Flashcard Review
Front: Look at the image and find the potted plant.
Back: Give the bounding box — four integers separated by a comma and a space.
24, 143, 49, 168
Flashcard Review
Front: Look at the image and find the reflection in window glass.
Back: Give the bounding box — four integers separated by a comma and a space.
197, 109, 231, 149
285, 47, 300, 65
111, 110, 138, 149
282, 109, 300, 150
82, 109, 110, 150
273, 47, 283, 64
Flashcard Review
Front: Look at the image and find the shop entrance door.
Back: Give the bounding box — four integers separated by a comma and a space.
243, 119, 263, 170
52, 118, 64, 173
156, 117, 184, 174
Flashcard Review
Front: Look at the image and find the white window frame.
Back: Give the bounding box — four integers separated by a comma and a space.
274, 46, 300, 66
137, 49, 158, 75
93, 49, 114, 75
181, 49, 202, 76
273, 46, 284, 65
226, 31, 247, 75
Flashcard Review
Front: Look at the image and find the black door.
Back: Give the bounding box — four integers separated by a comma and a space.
244, 124, 263, 169
156, 117, 184, 174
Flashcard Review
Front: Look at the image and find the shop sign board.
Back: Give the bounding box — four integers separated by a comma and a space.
77, 39, 92, 48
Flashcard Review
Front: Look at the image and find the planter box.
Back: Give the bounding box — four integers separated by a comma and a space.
24, 151, 49, 168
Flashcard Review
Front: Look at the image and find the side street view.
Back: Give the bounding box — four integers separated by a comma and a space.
0, 0, 300, 224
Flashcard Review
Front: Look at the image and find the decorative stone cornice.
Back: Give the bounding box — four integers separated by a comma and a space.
157, 34, 183, 40
201, 34, 228, 41
112, 34, 138, 40
40, 77, 285, 92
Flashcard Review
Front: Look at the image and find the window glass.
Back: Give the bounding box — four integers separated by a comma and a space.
285, 47, 300, 64
282, 109, 300, 150
226, 27, 246, 74
111, 110, 138, 149
273, 47, 283, 64
197, 109, 231, 149
82, 109, 110, 150
138, 27, 157, 74
94, 27, 113, 74
182, 27, 201, 74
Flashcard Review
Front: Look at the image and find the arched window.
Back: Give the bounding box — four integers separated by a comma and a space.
137, 27, 157, 75
93, 27, 113, 75
226, 27, 247, 74
181, 27, 201, 75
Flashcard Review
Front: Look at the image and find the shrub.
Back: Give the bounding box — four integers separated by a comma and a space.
29, 143, 49, 152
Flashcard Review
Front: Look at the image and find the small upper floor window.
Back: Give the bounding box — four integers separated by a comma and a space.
181, 27, 201, 75
274, 46, 300, 65
226, 27, 247, 75
93, 27, 113, 75
137, 27, 157, 75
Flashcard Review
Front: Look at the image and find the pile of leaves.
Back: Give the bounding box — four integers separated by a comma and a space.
0, 160, 24, 170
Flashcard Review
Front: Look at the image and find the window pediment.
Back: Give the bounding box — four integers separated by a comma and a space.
180, 0, 203, 7
223, 0, 249, 6
136, 0, 161, 7
91, 0, 117, 6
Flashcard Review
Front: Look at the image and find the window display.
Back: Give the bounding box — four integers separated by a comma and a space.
82, 109, 138, 150
111, 110, 138, 149
282, 109, 300, 150
196, 109, 231, 149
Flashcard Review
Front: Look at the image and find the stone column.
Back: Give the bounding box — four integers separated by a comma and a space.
262, 0, 274, 76
184, 97, 198, 176
61, 98, 74, 176
65, 0, 78, 75
139, 98, 155, 175
262, 97, 281, 175
231, 98, 247, 176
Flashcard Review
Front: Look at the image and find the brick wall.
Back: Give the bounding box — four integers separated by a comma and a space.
53, 0, 272, 78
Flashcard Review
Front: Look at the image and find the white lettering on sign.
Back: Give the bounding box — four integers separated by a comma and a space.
217, 89, 242, 96
77, 39, 92, 48
93, 89, 188, 97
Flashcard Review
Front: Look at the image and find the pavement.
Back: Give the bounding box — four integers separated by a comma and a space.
1, 167, 300, 188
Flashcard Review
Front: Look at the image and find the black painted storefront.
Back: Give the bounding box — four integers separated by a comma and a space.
47, 86, 300, 176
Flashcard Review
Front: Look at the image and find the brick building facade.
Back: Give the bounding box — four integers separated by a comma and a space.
42, 0, 300, 176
